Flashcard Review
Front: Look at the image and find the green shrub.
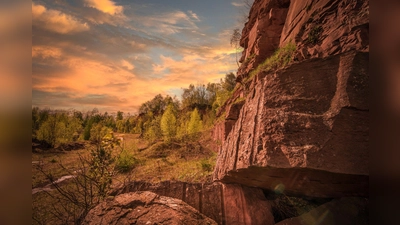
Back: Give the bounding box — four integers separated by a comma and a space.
248, 42, 296, 80
200, 159, 213, 172
115, 150, 137, 173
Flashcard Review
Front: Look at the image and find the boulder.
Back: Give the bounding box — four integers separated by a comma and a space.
82, 191, 217, 225
111, 181, 274, 225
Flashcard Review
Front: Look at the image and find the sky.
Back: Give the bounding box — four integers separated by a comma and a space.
32, 0, 251, 114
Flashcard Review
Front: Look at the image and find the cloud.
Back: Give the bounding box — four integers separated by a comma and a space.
84, 0, 123, 15
188, 10, 200, 21
32, 2, 89, 34
31, 1, 240, 113
121, 60, 135, 70
32, 46, 62, 59
139, 10, 200, 35
231, 2, 245, 7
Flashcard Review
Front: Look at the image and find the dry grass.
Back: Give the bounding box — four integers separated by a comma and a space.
32, 132, 218, 224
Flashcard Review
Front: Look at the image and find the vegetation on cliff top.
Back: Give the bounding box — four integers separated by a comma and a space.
248, 42, 296, 81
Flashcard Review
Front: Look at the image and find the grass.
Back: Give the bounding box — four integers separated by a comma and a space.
32, 133, 218, 224
33, 132, 218, 224
247, 42, 296, 81
243, 53, 256, 65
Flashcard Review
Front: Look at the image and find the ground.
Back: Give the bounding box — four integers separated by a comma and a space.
32, 131, 218, 224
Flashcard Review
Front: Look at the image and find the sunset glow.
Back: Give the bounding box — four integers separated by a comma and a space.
32, 0, 246, 113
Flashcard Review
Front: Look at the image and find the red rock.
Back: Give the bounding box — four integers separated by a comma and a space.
275, 197, 369, 225
82, 191, 217, 225
111, 181, 274, 225
213, 51, 369, 198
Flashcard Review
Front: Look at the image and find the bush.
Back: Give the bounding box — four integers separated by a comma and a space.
248, 42, 296, 80
115, 150, 137, 173
200, 160, 212, 172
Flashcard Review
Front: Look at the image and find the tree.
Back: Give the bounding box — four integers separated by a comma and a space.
36, 114, 58, 147
222, 72, 236, 92
230, 28, 242, 67
187, 108, 202, 135
160, 104, 177, 141
116, 111, 124, 120
182, 84, 209, 110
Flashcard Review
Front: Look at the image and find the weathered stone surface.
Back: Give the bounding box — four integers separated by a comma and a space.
280, 0, 369, 59
213, 51, 369, 198
238, 0, 291, 78
238, 0, 369, 81
82, 191, 217, 225
111, 181, 274, 225
275, 197, 369, 225
223, 184, 274, 225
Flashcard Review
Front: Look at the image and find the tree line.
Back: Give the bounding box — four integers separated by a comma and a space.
32, 73, 236, 147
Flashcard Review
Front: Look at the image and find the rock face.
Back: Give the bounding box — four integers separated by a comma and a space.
275, 197, 369, 225
111, 181, 274, 225
82, 191, 217, 225
213, 0, 369, 198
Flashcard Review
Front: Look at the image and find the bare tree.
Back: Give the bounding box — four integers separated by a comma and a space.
230, 28, 242, 68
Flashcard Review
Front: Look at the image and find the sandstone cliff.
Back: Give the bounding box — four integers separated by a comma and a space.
213, 0, 369, 198
84, 1, 369, 224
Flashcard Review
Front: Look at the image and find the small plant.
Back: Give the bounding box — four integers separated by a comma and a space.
50, 158, 57, 163
115, 150, 137, 173
308, 25, 322, 44
243, 53, 256, 64
247, 42, 296, 80
200, 159, 212, 172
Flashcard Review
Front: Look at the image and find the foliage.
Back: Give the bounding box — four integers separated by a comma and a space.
248, 42, 296, 80
222, 72, 236, 92
36, 113, 83, 147
88, 129, 118, 199
187, 108, 202, 135
139, 94, 179, 116
144, 115, 162, 144
200, 159, 213, 172
33, 132, 120, 224
181, 84, 210, 110
36, 114, 58, 147
115, 150, 137, 173
160, 104, 177, 142
89, 123, 112, 144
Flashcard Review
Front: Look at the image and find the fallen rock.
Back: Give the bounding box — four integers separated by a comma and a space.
111, 181, 274, 225
275, 197, 369, 225
82, 191, 217, 225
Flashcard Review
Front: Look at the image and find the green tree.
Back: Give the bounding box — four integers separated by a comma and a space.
116, 111, 123, 120
144, 114, 162, 144
222, 72, 236, 92
36, 114, 58, 147
160, 104, 177, 141
88, 129, 117, 199
187, 108, 202, 135
90, 123, 112, 145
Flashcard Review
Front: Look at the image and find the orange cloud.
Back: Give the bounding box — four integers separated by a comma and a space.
121, 60, 135, 70
32, 46, 62, 59
84, 0, 123, 15
152, 45, 237, 91
32, 3, 89, 34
